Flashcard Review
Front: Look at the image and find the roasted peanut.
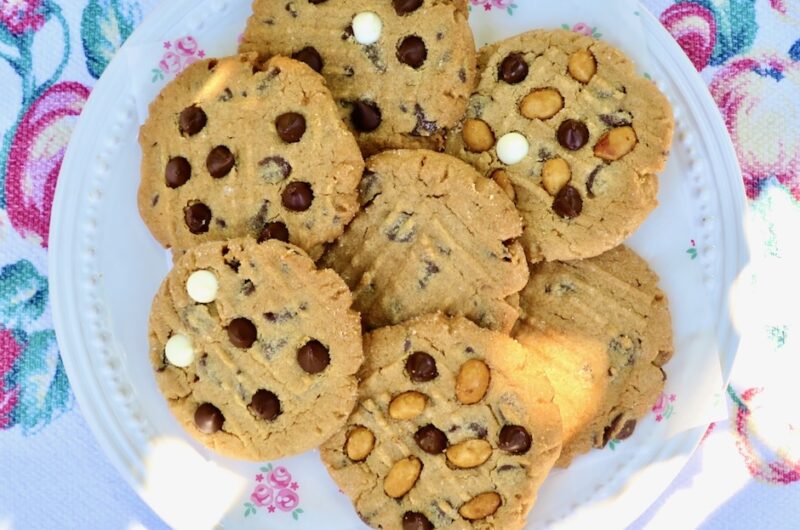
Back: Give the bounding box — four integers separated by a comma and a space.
384, 456, 422, 498
519, 88, 563, 120
463, 119, 495, 152
446, 439, 493, 468
459, 492, 502, 520
345, 426, 375, 461
456, 359, 491, 404
541, 158, 572, 196
489, 169, 516, 201
594, 126, 637, 161
568, 50, 597, 83
389, 391, 427, 420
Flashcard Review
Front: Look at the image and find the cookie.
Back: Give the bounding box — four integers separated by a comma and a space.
445, 29, 674, 262
321, 313, 562, 530
240, 0, 477, 155
138, 53, 364, 259
511, 245, 673, 467
148, 237, 363, 460
319, 149, 529, 333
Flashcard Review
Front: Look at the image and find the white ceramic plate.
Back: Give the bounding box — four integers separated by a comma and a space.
50, 1, 748, 529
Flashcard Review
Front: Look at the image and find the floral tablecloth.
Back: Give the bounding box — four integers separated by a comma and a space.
1, 0, 797, 528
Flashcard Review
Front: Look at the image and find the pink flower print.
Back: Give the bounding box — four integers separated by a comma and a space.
268, 505, 276, 513
250, 484, 274, 507
652, 392, 676, 422
275, 488, 300, 512
572, 23, 594, 36
176, 36, 198, 57
0, 0, 46, 36
660, 3, 717, 71
290, 481, 299, 490
268, 466, 292, 489
255, 473, 264, 482
491, 0, 512, 8
709, 56, 800, 200
159, 51, 183, 75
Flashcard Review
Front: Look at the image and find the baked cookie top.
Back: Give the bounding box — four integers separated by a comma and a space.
319, 149, 529, 333
512, 245, 673, 467
138, 53, 364, 258
240, 0, 477, 155
446, 29, 674, 263
148, 238, 363, 460
321, 313, 563, 530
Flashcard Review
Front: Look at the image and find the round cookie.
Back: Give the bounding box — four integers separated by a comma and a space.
239, 0, 477, 155
138, 53, 364, 259
321, 313, 563, 530
511, 245, 673, 467
319, 149, 529, 333
445, 29, 674, 263
148, 238, 363, 460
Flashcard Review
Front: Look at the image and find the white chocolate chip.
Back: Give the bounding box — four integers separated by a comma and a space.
352, 12, 382, 45
165, 334, 195, 367
186, 270, 218, 303
496, 132, 529, 165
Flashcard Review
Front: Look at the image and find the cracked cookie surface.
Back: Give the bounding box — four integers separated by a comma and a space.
512, 245, 673, 467
138, 53, 364, 259
446, 29, 674, 263
321, 314, 562, 530
148, 238, 363, 460
319, 149, 529, 333
239, 0, 477, 155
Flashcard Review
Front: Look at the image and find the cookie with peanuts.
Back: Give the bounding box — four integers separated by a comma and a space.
446, 29, 674, 263
321, 313, 562, 530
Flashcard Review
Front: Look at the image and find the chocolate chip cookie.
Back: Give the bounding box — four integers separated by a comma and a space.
511, 245, 673, 467
445, 29, 674, 263
239, 0, 477, 155
319, 149, 529, 333
321, 313, 562, 530
148, 237, 363, 460
138, 53, 364, 259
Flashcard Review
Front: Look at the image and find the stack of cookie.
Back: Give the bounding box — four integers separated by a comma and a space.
138, 1, 675, 527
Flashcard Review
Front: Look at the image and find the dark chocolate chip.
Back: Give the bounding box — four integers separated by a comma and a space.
557, 119, 590, 150
405, 351, 438, 382
179, 105, 207, 136
152, 194, 159, 206
227, 317, 257, 348
282, 181, 314, 211
292, 46, 324, 73
275, 112, 306, 143
250, 389, 281, 420
351, 100, 382, 132
296, 340, 330, 374
344, 65, 355, 77
414, 425, 448, 454
394, 0, 423, 15
552, 185, 583, 219
218, 88, 233, 102
469, 422, 488, 439
165, 157, 191, 188
259, 156, 292, 183
402, 511, 433, 530
242, 279, 255, 296
602, 414, 624, 446
285, 2, 298, 17
257, 221, 290, 243
184, 203, 212, 234
617, 419, 637, 440
208, 59, 218, 70
499, 52, 528, 84
225, 257, 240, 272
498, 425, 532, 454
459, 67, 467, 83
342, 25, 353, 40
586, 166, 602, 197
397, 36, 427, 68
194, 403, 224, 433
308, 0, 327, 3
215, 218, 226, 228
412, 104, 438, 136
206, 146, 235, 178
